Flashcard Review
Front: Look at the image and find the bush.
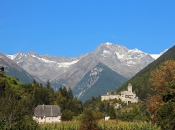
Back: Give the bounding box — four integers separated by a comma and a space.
156, 102, 175, 130
79, 108, 98, 130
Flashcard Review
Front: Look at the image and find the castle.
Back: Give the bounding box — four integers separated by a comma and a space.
101, 83, 138, 104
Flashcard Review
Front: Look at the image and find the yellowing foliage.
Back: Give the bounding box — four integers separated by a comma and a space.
150, 60, 175, 93
147, 60, 175, 120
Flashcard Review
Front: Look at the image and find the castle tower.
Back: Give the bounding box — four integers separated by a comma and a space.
128, 83, 132, 92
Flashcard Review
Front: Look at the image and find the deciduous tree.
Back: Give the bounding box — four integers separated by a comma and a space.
147, 60, 175, 129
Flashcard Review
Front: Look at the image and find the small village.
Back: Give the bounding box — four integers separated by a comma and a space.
33, 83, 138, 124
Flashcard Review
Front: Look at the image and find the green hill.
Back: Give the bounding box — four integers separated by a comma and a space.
0, 71, 22, 89
116, 45, 175, 100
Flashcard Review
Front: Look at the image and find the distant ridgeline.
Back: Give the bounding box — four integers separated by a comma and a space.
101, 83, 138, 105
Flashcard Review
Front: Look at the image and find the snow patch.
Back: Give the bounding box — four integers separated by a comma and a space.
30, 54, 79, 67
150, 54, 160, 60
115, 52, 124, 59
105, 42, 112, 45
103, 50, 110, 54
150, 49, 168, 59
7, 55, 15, 60
57, 60, 79, 67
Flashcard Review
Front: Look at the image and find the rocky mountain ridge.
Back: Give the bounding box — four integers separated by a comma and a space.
6, 42, 156, 89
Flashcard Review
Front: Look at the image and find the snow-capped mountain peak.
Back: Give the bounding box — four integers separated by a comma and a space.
7, 52, 26, 60
131, 48, 144, 53
6, 43, 156, 84
95, 42, 151, 63
92, 42, 155, 78
105, 42, 112, 45
6, 51, 80, 82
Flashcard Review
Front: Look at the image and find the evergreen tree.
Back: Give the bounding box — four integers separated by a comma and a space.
156, 102, 175, 130
108, 106, 116, 119
46, 80, 51, 88
68, 87, 73, 99
32, 79, 37, 84
61, 109, 74, 121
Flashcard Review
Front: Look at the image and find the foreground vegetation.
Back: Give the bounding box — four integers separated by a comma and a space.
0, 72, 83, 129
39, 120, 160, 130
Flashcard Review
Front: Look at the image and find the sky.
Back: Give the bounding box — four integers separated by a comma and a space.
0, 1, 175, 57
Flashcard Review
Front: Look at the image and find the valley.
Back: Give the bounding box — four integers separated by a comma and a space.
4, 42, 158, 101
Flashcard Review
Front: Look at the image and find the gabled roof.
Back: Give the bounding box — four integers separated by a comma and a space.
34, 105, 61, 117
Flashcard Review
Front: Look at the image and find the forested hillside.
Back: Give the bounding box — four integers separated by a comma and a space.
0, 71, 83, 129
146, 60, 175, 129
116, 45, 175, 100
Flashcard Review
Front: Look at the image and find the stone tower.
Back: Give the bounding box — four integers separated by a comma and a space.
128, 83, 132, 92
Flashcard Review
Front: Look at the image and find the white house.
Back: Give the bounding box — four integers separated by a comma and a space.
104, 116, 110, 121
101, 83, 138, 104
33, 105, 61, 123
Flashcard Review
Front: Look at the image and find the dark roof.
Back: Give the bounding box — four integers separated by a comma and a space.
34, 105, 61, 117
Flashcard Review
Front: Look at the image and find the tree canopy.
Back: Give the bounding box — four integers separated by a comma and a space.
147, 60, 175, 130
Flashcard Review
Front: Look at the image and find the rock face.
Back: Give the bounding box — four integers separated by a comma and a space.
93, 42, 154, 78
6, 42, 155, 89
7, 51, 82, 83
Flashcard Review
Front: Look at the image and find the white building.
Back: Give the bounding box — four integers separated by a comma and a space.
33, 105, 61, 123
101, 83, 138, 104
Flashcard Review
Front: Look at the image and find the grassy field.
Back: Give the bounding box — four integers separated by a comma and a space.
39, 120, 160, 130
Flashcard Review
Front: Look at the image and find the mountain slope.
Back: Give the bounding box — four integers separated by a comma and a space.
73, 62, 128, 102
6, 42, 155, 96
116, 45, 175, 100
51, 53, 100, 88
0, 53, 34, 83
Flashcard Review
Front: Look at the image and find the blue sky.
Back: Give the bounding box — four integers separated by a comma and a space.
1, 1, 175, 57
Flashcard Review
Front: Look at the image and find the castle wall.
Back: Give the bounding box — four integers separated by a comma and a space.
101, 83, 138, 104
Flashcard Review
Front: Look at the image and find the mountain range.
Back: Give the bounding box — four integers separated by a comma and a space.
2, 42, 165, 101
